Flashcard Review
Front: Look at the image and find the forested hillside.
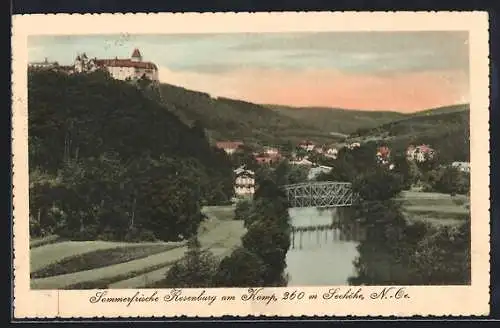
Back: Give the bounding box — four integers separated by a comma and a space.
157, 84, 337, 145
348, 104, 470, 162
267, 104, 405, 136
28, 70, 234, 242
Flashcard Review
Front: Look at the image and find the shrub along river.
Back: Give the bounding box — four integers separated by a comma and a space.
285, 208, 359, 286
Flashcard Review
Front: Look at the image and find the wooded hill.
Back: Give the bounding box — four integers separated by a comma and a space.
157, 84, 343, 145
348, 104, 470, 162
28, 70, 234, 241
267, 104, 405, 137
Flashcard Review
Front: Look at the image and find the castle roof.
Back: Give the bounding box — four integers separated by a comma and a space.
131, 48, 142, 58
94, 58, 158, 70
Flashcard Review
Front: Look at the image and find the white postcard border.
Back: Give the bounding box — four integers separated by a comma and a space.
12, 11, 491, 318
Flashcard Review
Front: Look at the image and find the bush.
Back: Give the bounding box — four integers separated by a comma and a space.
212, 247, 267, 287
124, 227, 157, 242
234, 199, 252, 221
29, 216, 42, 238
158, 237, 219, 288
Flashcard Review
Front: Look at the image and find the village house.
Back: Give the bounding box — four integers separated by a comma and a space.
290, 157, 314, 167
233, 166, 255, 197
298, 140, 315, 152
73, 49, 159, 82
254, 153, 281, 165
451, 161, 471, 173
314, 147, 324, 154
376, 146, 391, 164
346, 142, 361, 150
215, 141, 244, 155
263, 146, 280, 157
307, 165, 333, 180
406, 144, 435, 162
324, 146, 338, 159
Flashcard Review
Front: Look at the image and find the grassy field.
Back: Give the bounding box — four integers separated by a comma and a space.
30, 207, 244, 289
202, 205, 236, 221
30, 235, 61, 249
397, 191, 470, 226
31, 244, 181, 278
30, 240, 183, 273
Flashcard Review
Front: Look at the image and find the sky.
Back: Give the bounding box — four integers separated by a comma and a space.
28, 32, 470, 113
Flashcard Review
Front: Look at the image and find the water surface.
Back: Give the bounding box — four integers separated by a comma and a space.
286, 208, 359, 286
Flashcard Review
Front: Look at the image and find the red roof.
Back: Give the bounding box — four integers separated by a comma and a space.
215, 141, 244, 150
94, 59, 157, 70
132, 48, 142, 58
255, 156, 273, 163
378, 146, 391, 157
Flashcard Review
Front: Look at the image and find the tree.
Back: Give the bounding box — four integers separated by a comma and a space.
432, 167, 470, 195
160, 237, 219, 288
242, 219, 290, 286
411, 219, 471, 285
391, 153, 412, 189
352, 167, 404, 202
134, 158, 204, 241
212, 247, 267, 287
287, 165, 309, 184
254, 178, 287, 204
234, 199, 253, 221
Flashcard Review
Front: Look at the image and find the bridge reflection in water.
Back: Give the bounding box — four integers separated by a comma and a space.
284, 182, 363, 250
289, 209, 365, 250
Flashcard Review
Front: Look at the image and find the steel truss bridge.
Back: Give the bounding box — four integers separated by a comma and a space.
283, 181, 355, 208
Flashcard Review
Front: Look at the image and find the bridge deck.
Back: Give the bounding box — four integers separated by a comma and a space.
283, 181, 354, 208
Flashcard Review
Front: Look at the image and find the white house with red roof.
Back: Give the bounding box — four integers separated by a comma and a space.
406, 144, 435, 162
74, 48, 159, 82
215, 141, 244, 155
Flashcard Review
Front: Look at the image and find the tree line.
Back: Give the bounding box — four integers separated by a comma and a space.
29, 70, 234, 241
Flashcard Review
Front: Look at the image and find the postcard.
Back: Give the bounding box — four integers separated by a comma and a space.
12, 12, 490, 318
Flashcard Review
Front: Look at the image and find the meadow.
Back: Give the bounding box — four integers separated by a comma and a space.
30, 206, 243, 289
398, 191, 470, 226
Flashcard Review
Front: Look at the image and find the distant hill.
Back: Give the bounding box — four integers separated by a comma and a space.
266, 104, 405, 136
347, 103, 470, 162
157, 84, 338, 146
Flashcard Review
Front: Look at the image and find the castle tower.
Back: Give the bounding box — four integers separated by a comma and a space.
131, 48, 142, 62
74, 54, 83, 72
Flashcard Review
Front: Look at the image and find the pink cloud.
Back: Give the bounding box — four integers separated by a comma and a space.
159, 67, 469, 113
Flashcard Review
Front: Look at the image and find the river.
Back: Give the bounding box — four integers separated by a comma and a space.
285, 208, 359, 286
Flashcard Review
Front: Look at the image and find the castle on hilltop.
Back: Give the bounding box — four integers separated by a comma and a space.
74, 48, 159, 82
29, 48, 159, 83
